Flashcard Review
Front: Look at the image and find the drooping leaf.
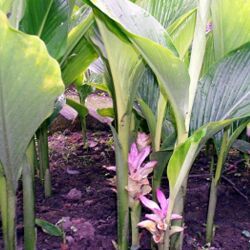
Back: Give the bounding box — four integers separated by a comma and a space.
20, 0, 70, 59
97, 108, 115, 119
232, 140, 250, 154
137, 65, 159, 114
211, 0, 250, 61
0, 11, 64, 190
85, 93, 114, 124
190, 43, 250, 135
35, 219, 63, 237
136, 0, 196, 28
94, 15, 145, 119
66, 98, 88, 119
60, 12, 98, 85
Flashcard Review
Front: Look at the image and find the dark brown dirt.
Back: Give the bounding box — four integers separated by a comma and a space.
0, 130, 249, 250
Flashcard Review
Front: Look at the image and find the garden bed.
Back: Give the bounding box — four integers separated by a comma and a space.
0, 130, 249, 250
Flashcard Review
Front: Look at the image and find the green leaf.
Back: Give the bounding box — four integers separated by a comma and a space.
60, 12, 98, 85
232, 140, 250, 154
97, 108, 115, 119
211, 0, 250, 61
0, 0, 13, 14
0, 11, 64, 190
136, 0, 196, 28
167, 120, 233, 202
66, 98, 88, 118
35, 219, 63, 237
137, 65, 159, 114
191, 43, 250, 134
167, 9, 196, 59
95, 15, 144, 120
20, 0, 70, 59
137, 98, 156, 142
87, 0, 190, 139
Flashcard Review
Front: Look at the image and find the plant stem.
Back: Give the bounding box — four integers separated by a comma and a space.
115, 115, 130, 250
154, 93, 167, 152
152, 94, 167, 199
6, 184, 16, 250
37, 120, 51, 197
206, 177, 217, 243
23, 142, 36, 250
206, 130, 228, 244
130, 201, 141, 249
0, 165, 8, 246
158, 243, 165, 250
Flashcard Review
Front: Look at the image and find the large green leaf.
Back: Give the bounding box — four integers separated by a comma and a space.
86, 0, 190, 139
211, 0, 250, 61
190, 43, 250, 134
0, 12, 64, 190
20, 0, 70, 59
0, 0, 13, 14
136, 0, 196, 28
95, 17, 144, 118
60, 12, 98, 85
137, 65, 159, 114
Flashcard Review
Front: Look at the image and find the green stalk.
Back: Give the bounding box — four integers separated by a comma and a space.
37, 120, 51, 197
154, 93, 167, 152
113, 113, 130, 250
23, 142, 36, 250
166, 1, 211, 249
206, 130, 228, 244
130, 201, 141, 250
152, 94, 167, 199
6, 184, 16, 250
0, 164, 8, 246
206, 177, 217, 243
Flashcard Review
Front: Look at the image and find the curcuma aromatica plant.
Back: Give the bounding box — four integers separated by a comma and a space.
0, 0, 250, 249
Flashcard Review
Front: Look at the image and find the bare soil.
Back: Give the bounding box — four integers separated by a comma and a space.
0, 130, 249, 250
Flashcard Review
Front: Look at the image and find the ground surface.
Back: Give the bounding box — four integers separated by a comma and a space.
0, 130, 250, 250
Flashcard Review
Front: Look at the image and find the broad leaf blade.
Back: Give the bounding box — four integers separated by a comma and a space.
60, 12, 98, 85
87, 0, 190, 137
168, 120, 233, 200
211, 0, 250, 61
0, 12, 64, 190
191, 43, 250, 134
20, 0, 70, 59
136, 0, 196, 28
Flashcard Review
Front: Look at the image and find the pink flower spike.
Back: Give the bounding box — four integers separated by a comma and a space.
139, 160, 157, 178
128, 143, 139, 173
139, 195, 161, 212
136, 132, 151, 151
145, 214, 161, 224
171, 214, 182, 220
156, 189, 169, 217
135, 146, 151, 169
137, 220, 157, 234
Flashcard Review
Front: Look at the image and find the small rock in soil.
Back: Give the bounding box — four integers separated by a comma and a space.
66, 188, 82, 200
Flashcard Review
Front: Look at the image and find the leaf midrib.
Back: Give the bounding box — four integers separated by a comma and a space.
37, 0, 53, 37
